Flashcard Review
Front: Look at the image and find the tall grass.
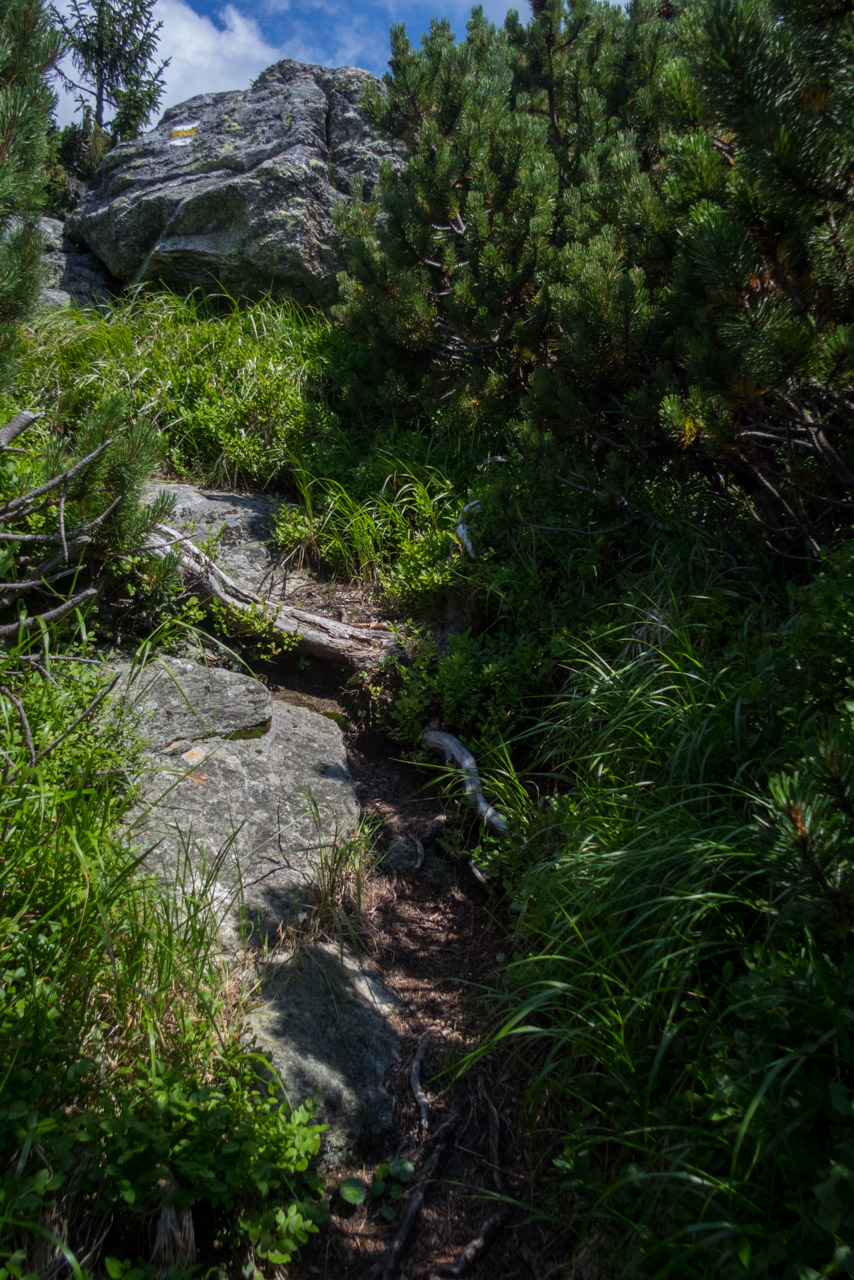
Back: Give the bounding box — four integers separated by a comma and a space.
8, 290, 327, 488
273, 457, 461, 608
473, 583, 854, 1278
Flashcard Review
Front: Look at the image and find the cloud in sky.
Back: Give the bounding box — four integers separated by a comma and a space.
52, 0, 519, 129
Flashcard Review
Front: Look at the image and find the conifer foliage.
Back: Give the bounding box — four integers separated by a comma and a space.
0, 0, 171, 636
52, 0, 169, 140
337, 0, 854, 557
0, 0, 60, 382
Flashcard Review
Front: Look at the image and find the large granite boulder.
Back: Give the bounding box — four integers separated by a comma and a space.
66, 61, 404, 305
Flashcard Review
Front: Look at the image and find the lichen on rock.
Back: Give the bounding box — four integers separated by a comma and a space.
65, 60, 404, 305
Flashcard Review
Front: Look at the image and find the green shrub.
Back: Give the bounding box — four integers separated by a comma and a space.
12, 291, 327, 489
0, 628, 325, 1274
465, 571, 854, 1278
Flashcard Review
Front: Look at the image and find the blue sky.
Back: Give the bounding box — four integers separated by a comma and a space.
54, 0, 520, 126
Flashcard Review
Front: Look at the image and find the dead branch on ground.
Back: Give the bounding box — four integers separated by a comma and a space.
146, 523, 400, 669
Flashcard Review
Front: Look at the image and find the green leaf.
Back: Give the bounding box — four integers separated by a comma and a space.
339, 1178, 366, 1205
388, 1158, 415, 1182
379, 1203, 397, 1222
829, 1083, 853, 1117
105, 1259, 125, 1279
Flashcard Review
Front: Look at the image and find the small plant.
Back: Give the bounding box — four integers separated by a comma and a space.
339, 1158, 415, 1222
304, 819, 377, 950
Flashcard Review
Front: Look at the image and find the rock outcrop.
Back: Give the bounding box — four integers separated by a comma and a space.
123, 655, 359, 941
6, 217, 116, 309
144, 482, 312, 601
118, 654, 400, 1153
66, 61, 403, 305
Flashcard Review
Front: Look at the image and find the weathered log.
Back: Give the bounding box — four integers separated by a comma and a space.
146, 523, 400, 669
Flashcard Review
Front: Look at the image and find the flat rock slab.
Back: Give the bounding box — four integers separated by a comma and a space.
251, 943, 400, 1162
145, 481, 314, 600
122, 656, 358, 945
117, 656, 398, 1150
120, 650, 273, 748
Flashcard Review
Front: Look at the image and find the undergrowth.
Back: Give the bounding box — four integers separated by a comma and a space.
456, 555, 854, 1278
9, 285, 854, 1278
6, 290, 326, 490
0, 625, 326, 1276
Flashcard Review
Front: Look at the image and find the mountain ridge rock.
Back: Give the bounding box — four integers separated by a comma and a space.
65, 60, 402, 305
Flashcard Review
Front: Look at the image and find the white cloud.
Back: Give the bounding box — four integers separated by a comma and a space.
156, 0, 283, 100
50, 0, 519, 131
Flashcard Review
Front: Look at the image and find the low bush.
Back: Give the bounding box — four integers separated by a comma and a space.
9, 291, 326, 490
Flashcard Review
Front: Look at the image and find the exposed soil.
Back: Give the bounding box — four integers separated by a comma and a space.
255, 651, 552, 1280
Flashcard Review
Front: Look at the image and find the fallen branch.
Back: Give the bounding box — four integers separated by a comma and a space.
462, 855, 491, 888
375, 1113, 457, 1280
0, 410, 41, 450
422, 815, 449, 845
146, 523, 400, 669
421, 730, 508, 834
411, 1030, 433, 1133
0, 588, 98, 638
427, 1087, 510, 1278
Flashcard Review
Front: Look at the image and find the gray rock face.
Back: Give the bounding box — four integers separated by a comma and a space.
39, 216, 116, 308
252, 944, 400, 1160
118, 654, 400, 1151
66, 61, 404, 305
145, 481, 313, 599
123, 656, 358, 942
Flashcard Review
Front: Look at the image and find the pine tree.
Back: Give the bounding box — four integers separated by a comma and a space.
337, 0, 854, 552
0, 0, 172, 635
52, 0, 169, 140
0, 0, 61, 386
335, 2, 668, 462
659, 0, 854, 554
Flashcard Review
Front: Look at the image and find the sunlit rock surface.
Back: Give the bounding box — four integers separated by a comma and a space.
67, 61, 403, 304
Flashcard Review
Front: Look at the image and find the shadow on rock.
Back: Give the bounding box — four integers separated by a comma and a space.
249, 940, 401, 1167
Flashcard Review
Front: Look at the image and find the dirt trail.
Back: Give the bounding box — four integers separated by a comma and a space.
258, 655, 546, 1280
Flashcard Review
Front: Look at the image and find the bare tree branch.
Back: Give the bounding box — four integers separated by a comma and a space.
0, 411, 42, 450
0, 686, 36, 767
0, 589, 98, 638
0, 440, 113, 522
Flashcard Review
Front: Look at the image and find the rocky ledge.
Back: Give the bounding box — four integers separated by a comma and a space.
66, 60, 404, 305
115, 654, 400, 1159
